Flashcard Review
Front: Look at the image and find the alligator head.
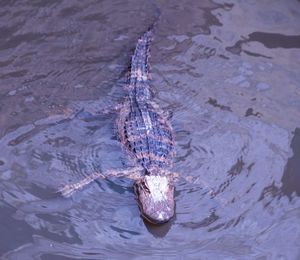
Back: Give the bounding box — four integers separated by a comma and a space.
134, 175, 175, 224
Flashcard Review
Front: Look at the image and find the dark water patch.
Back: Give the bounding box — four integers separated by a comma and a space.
0, 160, 4, 166
225, 40, 243, 55
198, 2, 234, 35
248, 32, 300, 49
245, 108, 262, 118
226, 32, 300, 56
206, 98, 232, 112
281, 128, 300, 197
227, 157, 244, 177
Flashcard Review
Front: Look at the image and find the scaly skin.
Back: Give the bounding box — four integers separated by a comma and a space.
117, 26, 176, 224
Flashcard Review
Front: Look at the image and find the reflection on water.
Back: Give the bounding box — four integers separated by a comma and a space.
0, 0, 300, 259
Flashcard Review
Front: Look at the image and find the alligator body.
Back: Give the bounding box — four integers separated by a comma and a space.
117, 27, 175, 224
59, 25, 175, 224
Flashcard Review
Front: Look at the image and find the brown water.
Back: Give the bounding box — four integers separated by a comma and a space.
1, 0, 300, 259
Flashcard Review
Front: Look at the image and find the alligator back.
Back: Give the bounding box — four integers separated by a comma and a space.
118, 27, 174, 173
122, 101, 174, 172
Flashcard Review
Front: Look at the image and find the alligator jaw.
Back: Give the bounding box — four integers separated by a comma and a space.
134, 175, 175, 224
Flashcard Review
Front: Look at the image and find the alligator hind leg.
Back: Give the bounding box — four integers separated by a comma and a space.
58, 166, 143, 197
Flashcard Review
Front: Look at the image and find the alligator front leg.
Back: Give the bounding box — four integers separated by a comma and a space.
58, 166, 143, 197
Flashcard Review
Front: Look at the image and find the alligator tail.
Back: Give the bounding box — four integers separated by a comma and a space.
129, 20, 159, 84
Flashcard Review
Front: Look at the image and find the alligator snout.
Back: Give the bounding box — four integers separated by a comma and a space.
134, 175, 175, 224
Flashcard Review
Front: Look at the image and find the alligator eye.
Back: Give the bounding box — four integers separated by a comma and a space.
134, 183, 140, 196
142, 181, 150, 193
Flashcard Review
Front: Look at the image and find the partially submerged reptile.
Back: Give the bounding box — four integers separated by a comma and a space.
60, 24, 176, 224
118, 25, 175, 224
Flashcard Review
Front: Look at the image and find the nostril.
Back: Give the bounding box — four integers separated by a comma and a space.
158, 212, 164, 220
157, 211, 168, 221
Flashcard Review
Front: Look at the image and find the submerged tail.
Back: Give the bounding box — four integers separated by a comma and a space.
129, 21, 158, 85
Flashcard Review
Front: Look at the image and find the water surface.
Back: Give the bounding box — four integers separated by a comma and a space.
1, 0, 300, 259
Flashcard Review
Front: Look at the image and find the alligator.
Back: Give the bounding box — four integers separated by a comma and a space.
118, 25, 175, 224
60, 24, 176, 224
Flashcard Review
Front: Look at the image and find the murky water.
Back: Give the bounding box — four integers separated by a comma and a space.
1, 0, 300, 259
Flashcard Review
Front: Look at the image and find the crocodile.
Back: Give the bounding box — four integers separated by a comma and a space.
60, 24, 176, 224
117, 25, 175, 224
